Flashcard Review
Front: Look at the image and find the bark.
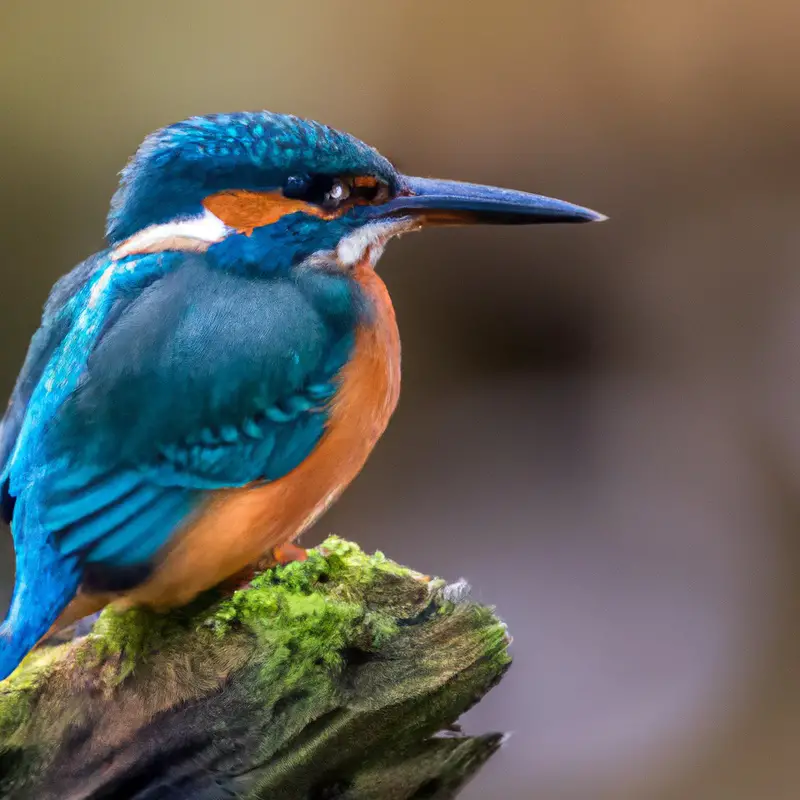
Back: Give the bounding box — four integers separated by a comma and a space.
0, 537, 511, 799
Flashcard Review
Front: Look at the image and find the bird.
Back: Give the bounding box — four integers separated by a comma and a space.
0, 111, 604, 680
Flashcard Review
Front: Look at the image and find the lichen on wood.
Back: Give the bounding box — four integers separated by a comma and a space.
0, 537, 511, 799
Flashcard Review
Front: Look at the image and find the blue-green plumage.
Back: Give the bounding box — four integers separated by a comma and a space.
0, 112, 375, 678
3, 254, 362, 575
0, 110, 604, 682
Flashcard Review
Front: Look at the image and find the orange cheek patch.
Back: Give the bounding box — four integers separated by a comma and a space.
202, 190, 331, 236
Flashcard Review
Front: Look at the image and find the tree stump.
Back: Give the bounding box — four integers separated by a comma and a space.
0, 537, 511, 799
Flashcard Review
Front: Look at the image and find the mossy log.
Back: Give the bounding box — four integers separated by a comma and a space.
0, 537, 511, 799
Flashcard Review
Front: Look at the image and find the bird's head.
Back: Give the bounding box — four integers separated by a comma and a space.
108, 111, 604, 270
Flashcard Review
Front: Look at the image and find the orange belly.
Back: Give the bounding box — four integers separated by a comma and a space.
55, 261, 400, 625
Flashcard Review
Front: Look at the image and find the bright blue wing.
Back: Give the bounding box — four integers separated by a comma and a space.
0, 252, 110, 523
14, 253, 362, 570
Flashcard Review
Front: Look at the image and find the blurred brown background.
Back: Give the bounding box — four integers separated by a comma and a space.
3, 2, 800, 797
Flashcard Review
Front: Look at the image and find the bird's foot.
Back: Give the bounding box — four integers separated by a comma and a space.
271, 542, 308, 566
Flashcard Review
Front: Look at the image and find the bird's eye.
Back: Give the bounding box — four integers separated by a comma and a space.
283, 174, 351, 210
323, 178, 351, 210
282, 174, 391, 212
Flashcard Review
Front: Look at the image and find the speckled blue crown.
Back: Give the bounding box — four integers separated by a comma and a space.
106, 111, 397, 244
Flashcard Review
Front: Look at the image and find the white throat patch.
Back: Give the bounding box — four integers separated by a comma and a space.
336, 217, 421, 267
112, 209, 231, 260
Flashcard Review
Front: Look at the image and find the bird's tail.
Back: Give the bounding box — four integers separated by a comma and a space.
0, 494, 81, 681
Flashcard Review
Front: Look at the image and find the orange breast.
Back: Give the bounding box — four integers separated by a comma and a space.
118, 259, 400, 610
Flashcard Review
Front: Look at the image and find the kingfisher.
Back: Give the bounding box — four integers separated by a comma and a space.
0, 111, 604, 680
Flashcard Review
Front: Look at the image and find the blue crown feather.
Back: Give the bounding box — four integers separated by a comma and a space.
106, 111, 396, 244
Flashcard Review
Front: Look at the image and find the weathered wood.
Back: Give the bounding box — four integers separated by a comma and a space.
0, 538, 511, 799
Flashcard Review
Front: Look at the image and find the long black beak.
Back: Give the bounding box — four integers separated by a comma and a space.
376, 176, 606, 225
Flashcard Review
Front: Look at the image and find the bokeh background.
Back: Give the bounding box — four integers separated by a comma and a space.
3, 2, 800, 797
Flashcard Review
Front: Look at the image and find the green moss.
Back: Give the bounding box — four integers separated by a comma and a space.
209, 537, 422, 640
205, 537, 420, 699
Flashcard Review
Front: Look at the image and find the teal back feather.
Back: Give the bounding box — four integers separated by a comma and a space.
0, 247, 366, 680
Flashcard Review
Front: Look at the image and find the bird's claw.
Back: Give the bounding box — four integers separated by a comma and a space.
270, 542, 308, 566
